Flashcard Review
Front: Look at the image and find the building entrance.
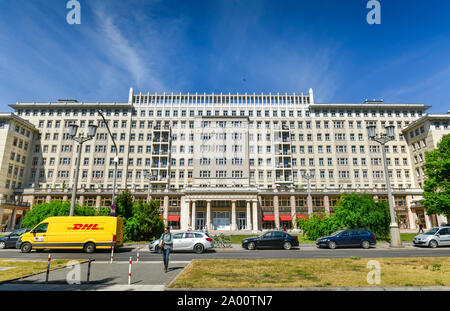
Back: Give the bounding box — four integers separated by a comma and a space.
195, 211, 205, 230
213, 211, 230, 230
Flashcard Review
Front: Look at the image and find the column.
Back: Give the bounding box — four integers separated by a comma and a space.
273, 195, 280, 230
206, 200, 212, 230
425, 214, 431, 229
180, 197, 190, 230
46, 195, 51, 203
231, 200, 237, 231
163, 196, 169, 227
324, 195, 330, 216
63, 195, 68, 202
191, 201, 196, 230
95, 195, 102, 209
10, 209, 18, 230
252, 200, 259, 232
79, 195, 85, 206
0, 208, 4, 227
405, 195, 416, 229
290, 195, 296, 229
246, 201, 252, 231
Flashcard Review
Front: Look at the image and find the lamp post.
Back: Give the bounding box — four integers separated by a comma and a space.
97, 110, 118, 215
302, 172, 314, 217
367, 124, 402, 248
68, 123, 98, 216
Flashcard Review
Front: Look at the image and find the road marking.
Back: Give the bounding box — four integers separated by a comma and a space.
93, 261, 192, 264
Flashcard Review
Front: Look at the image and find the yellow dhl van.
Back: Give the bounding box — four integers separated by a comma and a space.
17, 216, 124, 253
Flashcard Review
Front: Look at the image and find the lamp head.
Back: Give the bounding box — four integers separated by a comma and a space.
87, 124, 98, 138
367, 125, 376, 139
385, 125, 395, 138
68, 124, 79, 138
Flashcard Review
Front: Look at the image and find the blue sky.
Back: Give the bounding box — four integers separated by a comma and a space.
0, 0, 449, 113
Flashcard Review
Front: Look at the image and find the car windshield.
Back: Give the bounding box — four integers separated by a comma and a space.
423, 228, 440, 235
330, 230, 344, 236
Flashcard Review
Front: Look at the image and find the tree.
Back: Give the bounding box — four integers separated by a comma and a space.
422, 134, 450, 223
296, 193, 391, 240
124, 200, 164, 241
114, 191, 134, 219
21, 201, 98, 228
333, 193, 390, 239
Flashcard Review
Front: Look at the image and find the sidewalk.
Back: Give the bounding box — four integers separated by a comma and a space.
0, 261, 188, 291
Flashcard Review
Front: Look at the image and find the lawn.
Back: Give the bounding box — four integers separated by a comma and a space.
0, 259, 82, 282
171, 257, 450, 288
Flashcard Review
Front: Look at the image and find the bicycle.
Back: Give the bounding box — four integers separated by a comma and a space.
213, 234, 232, 248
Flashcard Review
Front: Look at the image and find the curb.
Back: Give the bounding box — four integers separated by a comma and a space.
165, 260, 194, 288
0, 259, 89, 284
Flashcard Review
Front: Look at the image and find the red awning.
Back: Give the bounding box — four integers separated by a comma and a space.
167, 215, 180, 222
263, 215, 275, 221
280, 215, 292, 221
296, 215, 309, 219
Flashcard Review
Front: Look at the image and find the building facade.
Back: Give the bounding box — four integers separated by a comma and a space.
2, 88, 447, 231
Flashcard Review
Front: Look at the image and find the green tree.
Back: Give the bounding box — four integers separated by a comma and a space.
114, 191, 134, 219
422, 134, 450, 223
21, 200, 98, 228
123, 200, 164, 241
333, 193, 390, 238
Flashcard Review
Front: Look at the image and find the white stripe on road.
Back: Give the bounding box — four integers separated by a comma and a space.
93, 261, 192, 264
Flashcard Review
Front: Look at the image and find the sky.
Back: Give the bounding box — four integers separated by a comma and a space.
0, 0, 449, 113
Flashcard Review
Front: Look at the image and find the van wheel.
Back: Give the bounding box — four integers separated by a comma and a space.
21, 242, 32, 253
194, 243, 204, 254
84, 242, 96, 253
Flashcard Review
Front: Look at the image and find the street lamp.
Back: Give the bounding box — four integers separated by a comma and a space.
367, 124, 402, 248
302, 172, 314, 217
97, 109, 118, 215
69, 123, 97, 216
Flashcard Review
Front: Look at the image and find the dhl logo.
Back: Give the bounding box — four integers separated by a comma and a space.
68, 224, 105, 231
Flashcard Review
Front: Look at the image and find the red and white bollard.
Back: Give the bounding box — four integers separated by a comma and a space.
45, 254, 52, 283
137, 249, 140, 264
110, 244, 114, 264
128, 257, 132, 285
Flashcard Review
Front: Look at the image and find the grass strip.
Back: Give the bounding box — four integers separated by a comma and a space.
171, 257, 450, 288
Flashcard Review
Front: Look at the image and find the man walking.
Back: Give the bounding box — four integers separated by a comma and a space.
159, 227, 173, 273
418, 223, 424, 233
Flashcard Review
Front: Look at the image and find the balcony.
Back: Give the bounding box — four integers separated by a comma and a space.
0, 200, 30, 209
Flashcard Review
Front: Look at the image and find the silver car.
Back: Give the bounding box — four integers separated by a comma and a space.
413, 226, 450, 248
149, 231, 214, 253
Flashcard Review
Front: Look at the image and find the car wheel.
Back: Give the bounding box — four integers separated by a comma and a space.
361, 240, 370, 249
328, 241, 337, 249
155, 245, 162, 254
429, 240, 438, 249
21, 242, 32, 253
83, 242, 96, 253
247, 242, 256, 250
0, 241, 6, 249
194, 243, 204, 254
283, 242, 292, 250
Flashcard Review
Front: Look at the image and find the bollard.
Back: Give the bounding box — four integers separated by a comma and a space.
110, 243, 114, 264
45, 254, 51, 284
128, 257, 132, 285
137, 249, 140, 264
87, 259, 95, 284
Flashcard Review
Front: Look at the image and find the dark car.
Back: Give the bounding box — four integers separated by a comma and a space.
0, 228, 31, 249
242, 231, 299, 250
316, 229, 376, 249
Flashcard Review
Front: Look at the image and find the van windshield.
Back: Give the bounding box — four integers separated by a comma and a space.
424, 228, 439, 235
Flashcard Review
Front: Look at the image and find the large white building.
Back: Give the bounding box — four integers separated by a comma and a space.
1, 88, 448, 231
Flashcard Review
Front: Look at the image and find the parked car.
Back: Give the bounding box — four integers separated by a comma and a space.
316, 229, 376, 249
149, 231, 214, 254
242, 231, 299, 250
413, 226, 450, 248
0, 228, 31, 249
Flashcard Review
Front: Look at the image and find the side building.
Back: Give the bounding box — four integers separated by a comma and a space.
3, 89, 447, 232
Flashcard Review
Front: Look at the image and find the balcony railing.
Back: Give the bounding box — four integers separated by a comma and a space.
0, 200, 30, 208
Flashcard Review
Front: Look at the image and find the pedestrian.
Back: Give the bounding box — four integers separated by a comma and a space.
205, 225, 208, 233
159, 227, 173, 273
418, 223, 424, 233
283, 225, 287, 232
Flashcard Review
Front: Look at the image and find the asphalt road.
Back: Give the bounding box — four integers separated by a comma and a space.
1, 246, 449, 262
